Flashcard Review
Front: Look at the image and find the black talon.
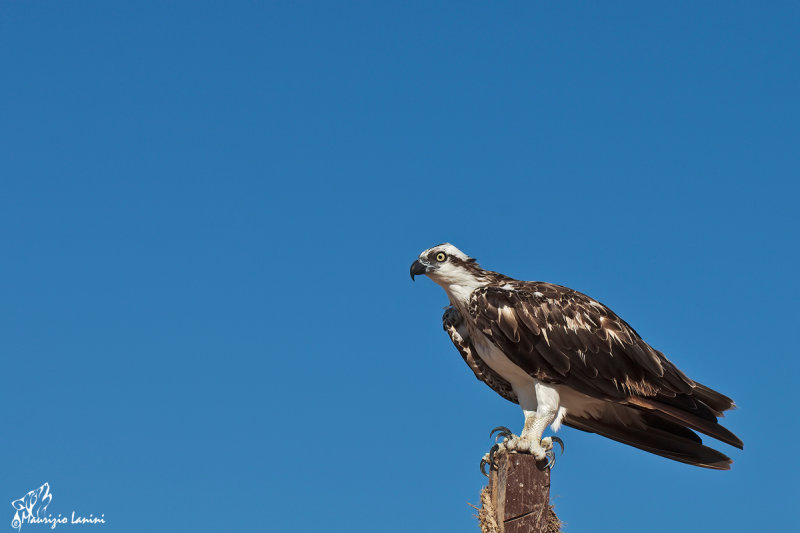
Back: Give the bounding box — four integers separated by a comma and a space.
480, 458, 490, 477
551, 436, 565, 455
541, 437, 564, 470
544, 450, 557, 470
483, 427, 515, 475
488, 443, 501, 471
490, 426, 513, 442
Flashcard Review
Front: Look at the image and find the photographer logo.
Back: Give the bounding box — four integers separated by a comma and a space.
10, 483, 105, 531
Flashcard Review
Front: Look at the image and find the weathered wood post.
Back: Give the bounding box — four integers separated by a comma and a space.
477, 453, 560, 533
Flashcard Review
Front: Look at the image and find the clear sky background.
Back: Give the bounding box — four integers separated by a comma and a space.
2, 2, 798, 532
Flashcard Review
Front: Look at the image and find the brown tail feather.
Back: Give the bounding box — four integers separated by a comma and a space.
692, 382, 737, 415
565, 410, 733, 470
628, 396, 743, 450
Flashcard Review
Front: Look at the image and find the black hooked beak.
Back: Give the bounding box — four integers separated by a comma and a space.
410, 260, 429, 281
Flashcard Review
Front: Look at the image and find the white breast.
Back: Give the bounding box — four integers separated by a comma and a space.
471, 330, 537, 390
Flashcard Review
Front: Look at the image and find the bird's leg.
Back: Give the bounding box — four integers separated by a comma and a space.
515, 409, 564, 467
480, 383, 565, 475
513, 382, 565, 467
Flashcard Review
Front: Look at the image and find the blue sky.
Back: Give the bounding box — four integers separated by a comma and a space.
2, 2, 798, 532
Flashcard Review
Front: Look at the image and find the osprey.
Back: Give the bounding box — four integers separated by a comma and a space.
410, 243, 742, 470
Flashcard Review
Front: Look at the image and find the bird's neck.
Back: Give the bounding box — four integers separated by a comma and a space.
431, 273, 487, 306
441, 281, 480, 305
434, 268, 512, 306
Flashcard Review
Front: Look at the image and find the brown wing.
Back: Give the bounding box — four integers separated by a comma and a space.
469, 282, 742, 449
442, 306, 517, 404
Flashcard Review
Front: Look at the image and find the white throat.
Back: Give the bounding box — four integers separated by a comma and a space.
430, 275, 484, 306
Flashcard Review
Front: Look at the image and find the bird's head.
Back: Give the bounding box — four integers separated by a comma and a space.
410, 243, 485, 291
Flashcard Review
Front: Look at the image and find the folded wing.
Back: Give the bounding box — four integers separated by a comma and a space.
466, 282, 743, 462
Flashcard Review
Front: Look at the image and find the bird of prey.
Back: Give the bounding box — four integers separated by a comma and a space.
410, 243, 742, 470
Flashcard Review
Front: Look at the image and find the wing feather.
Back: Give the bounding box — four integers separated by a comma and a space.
565, 407, 734, 470
468, 281, 741, 448
469, 283, 694, 400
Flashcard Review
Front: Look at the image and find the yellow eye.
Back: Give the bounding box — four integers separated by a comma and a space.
436, 252, 447, 262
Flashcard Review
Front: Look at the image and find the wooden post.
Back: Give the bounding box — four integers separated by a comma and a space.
478, 453, 560, 533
